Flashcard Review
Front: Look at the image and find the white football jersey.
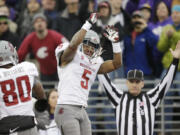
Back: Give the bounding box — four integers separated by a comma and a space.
0, 62, 38, 119
55, 43, 103, 107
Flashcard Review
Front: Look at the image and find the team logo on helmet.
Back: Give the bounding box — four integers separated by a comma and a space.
91, 37, 98, 44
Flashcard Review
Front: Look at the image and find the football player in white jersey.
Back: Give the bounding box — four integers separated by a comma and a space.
0, 40, 46, 135
54, 13, 122, 135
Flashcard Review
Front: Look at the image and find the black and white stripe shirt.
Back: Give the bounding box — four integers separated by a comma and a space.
98, 59, 179, 135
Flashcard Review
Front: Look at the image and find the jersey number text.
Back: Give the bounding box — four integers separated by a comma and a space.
81, 69, 92, 89
0, 75, 31, 106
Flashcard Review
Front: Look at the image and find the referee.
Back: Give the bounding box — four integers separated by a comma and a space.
98, 41, 180, 135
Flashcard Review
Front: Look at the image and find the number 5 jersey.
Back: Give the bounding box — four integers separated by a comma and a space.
0, 62, 38, 119
55, 43, 103, 107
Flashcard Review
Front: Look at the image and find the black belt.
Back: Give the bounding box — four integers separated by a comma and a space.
58, 104, 86, 108
74, 105, 86, 108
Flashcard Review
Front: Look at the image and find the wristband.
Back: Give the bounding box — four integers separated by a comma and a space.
81, 21, 92, 31
112, 42, 122, 53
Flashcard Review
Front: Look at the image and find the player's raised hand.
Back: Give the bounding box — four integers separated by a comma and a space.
88, 12, 98, 25
170, 40, 180, 59
103, 25, 119, 43
82, 13, 98, 31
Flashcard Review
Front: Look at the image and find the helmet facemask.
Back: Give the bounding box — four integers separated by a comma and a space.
82, 30, 103, 60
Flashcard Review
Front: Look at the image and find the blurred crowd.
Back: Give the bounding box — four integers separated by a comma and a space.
1, 0, 180, 134
1, 0, 180, 82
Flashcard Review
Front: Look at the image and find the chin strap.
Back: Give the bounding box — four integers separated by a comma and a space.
82, 44, 103, 61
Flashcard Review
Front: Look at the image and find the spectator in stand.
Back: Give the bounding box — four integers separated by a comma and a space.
139, 3, 152, 24
157, 5, 180, 130
52, 0, 82, 41
139, 0, 172, 10
39, 89, 61, 135
55, 0, 66, 12
172, 0, 180, 8
41, 0, 58, 29
123, 10, 159, 81
148, 1, 173, 78
18, 13, 68, 89
138, 0, 172, 24
5, 0, 18, 8
15, 0, 31, 15
0, 5, 18, 33
17, 0, 43, 40
0, 0, 5, 6
79, 0, 97, 24
149, 1, 172, 37
158, 5, 180, 83
0, 12, 20, 49
0, 0, 17, 21
125, 0, 139, 16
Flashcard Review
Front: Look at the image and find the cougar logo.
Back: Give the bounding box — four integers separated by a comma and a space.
8, 42, 14, 52
91, 37, 98, 44
59, 108, 64, 114
37, 47, 48, 59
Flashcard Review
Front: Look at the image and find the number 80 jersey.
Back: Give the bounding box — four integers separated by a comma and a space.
55, 43, 103, 107
0, 62, 38, 119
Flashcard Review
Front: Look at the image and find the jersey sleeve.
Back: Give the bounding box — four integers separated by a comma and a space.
24, 62, 39, 77
55, 42, 69, 65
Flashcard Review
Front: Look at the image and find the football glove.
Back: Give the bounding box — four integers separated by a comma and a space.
88, 12, 98, 24
103, 25, 119, 43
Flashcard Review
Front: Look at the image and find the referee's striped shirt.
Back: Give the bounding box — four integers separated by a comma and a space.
98, 58, 179, 135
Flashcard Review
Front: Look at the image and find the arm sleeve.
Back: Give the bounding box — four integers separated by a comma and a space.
55, 42, 69, 66
98, 74, 123, 108
171, 29, 180, 42
157, 25, 172, 53
147, 58, 179, 109
145, 27, 159, 49
26, 62, 39, 77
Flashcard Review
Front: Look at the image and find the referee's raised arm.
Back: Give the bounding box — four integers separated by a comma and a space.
98, 74, 123, 107
147, 40, 180, 109
147, 58, 178, 109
